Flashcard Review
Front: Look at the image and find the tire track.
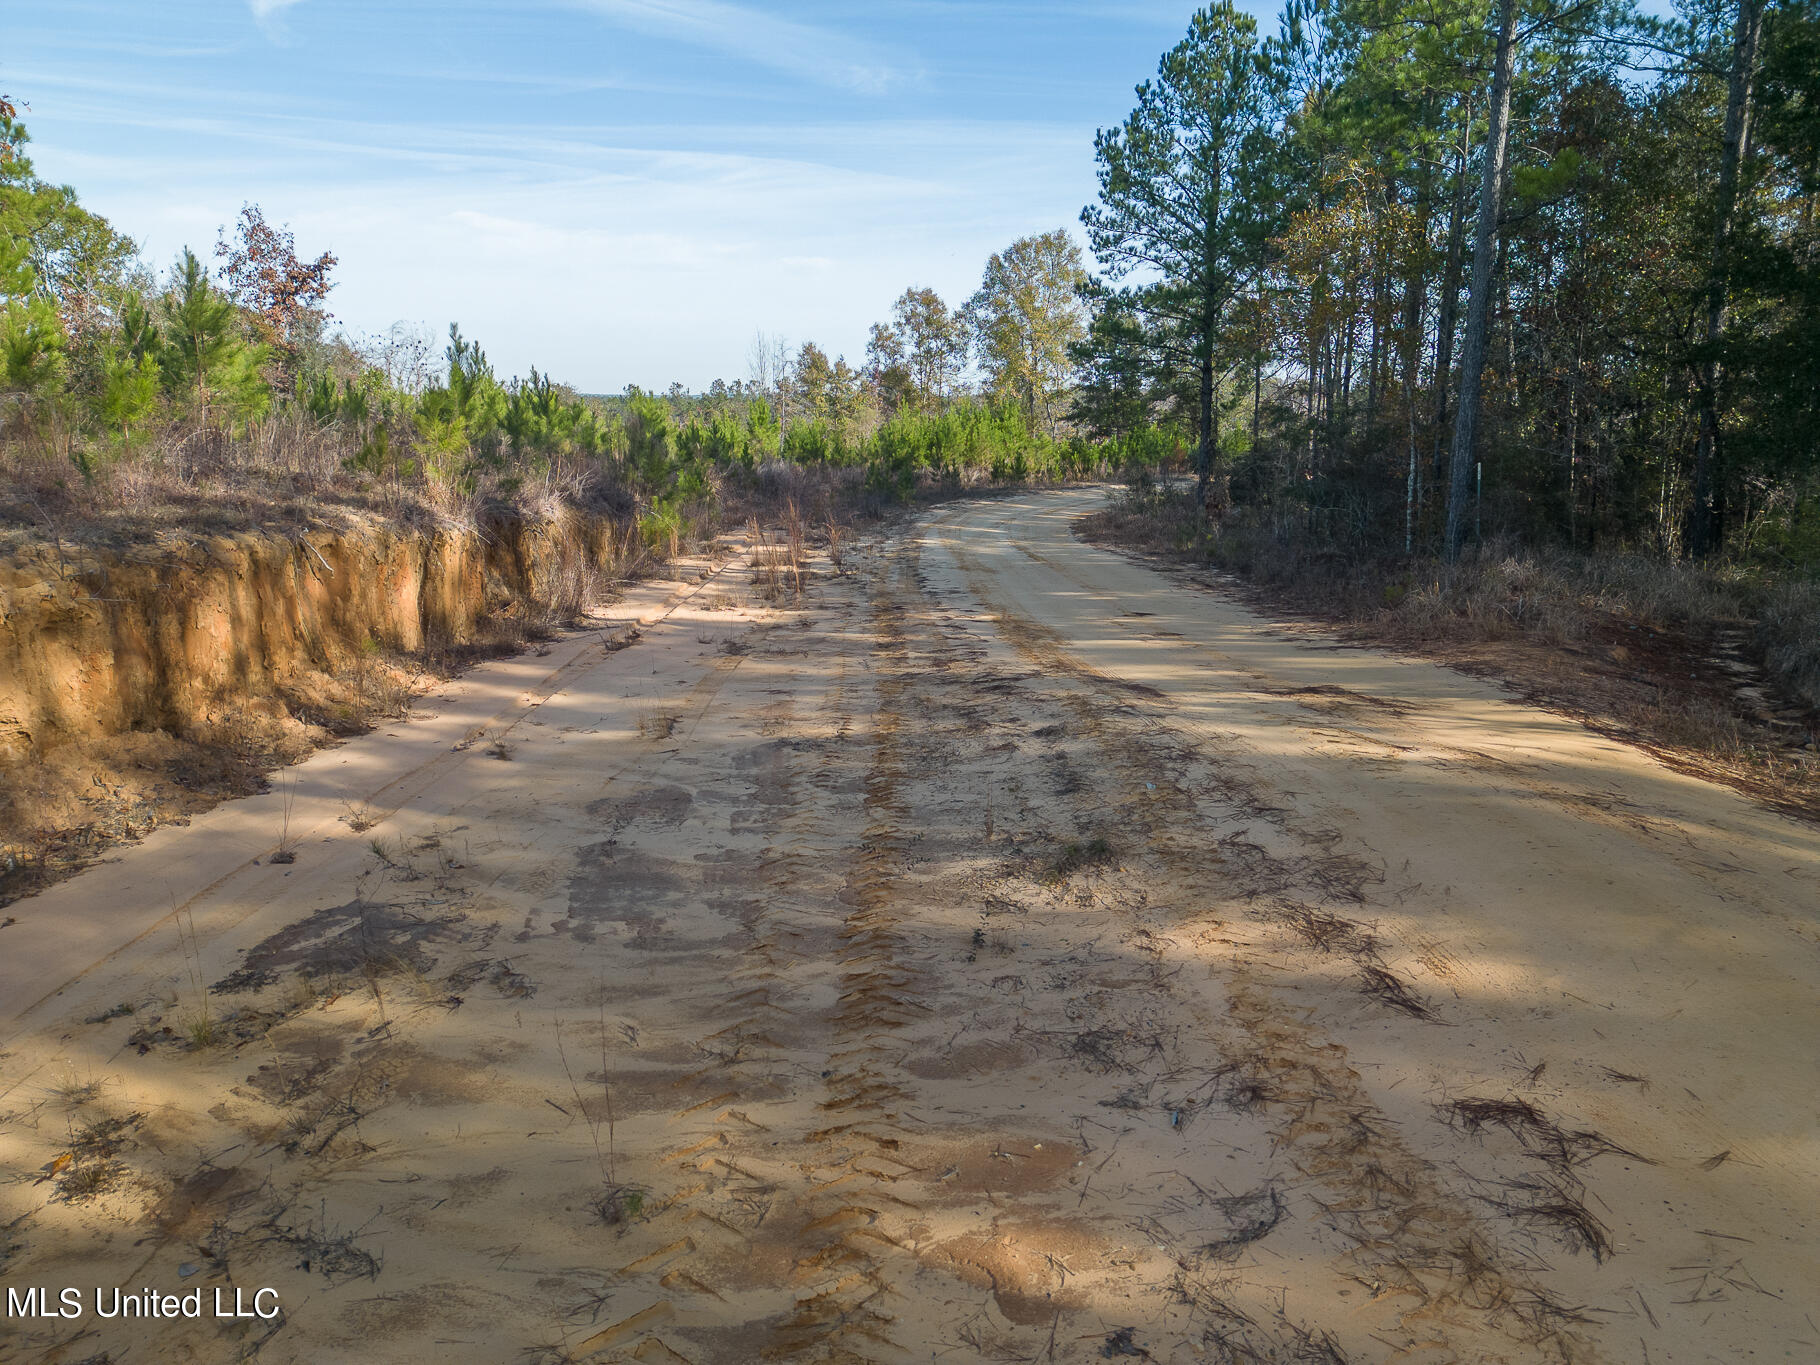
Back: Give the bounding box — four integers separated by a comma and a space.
931, 520, 1599, 1362
566, 584, 917, 1363
756, 558, 926, 1362
553, 515, 1609, 1363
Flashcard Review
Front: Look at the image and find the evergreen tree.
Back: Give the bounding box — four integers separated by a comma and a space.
1069, 287, 1155, 442
1082, 3, 1279, 500
162, 248, 267, 427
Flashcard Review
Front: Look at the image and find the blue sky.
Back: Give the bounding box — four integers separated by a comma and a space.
4, 0, 1257, 392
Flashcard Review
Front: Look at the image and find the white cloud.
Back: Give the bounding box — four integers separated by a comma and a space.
247, 0, 306, 40
560, 0, 906, 95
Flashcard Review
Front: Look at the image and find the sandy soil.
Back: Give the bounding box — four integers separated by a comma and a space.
2, 488, 1816, 1364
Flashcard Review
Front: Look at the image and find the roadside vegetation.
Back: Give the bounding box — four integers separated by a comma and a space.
1065, 0, 1820, 809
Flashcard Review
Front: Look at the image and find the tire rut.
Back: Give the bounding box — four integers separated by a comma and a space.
556, 522, 1604, 1364
934, 524, 1600, 1363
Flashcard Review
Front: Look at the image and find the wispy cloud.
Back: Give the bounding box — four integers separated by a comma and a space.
247, 0, 305, 40
35, 103, 1082, 387
559, 0, 907, 95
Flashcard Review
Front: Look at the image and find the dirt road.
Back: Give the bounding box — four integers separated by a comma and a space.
3, 488, 1816, 1364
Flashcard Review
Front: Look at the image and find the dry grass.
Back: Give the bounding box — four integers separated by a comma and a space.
748, 506, 812, 602
636, 708, 679, 741
341, 800, 380, 833
1263, 901, 1435, 1021
1273, 903, 1381, 958
586, 1183, 647, 1227
1761, 578, 1820, 709
1355, 963, 1434, 1020
256, 1199, 384, 1283
1439, 1095, 1650, 1171
2, 412, 420, 552
1086, 487, 1806, 666
0, 410, 636, 555
1487, 1174, 1613, 1262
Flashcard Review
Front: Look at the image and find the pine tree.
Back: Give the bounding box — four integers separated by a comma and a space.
1082, 3, 1278, 501
162, 248, 267, 428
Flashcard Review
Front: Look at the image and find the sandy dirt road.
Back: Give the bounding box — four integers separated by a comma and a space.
2, 488, 1816, 1365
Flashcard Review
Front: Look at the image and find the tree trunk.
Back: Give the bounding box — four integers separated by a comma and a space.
1406, 397, 1420, 554
1305, 344, 1319, 475
1339, 313, 1356, 425
1687, 0, 1766, 559
1197, 347, 1215, 500
1567, 316, 1583, 547
1444, 0, 1518, 562
1401, 184, 1430, 552
1431, 108, 1472, 484
1252, 349, 1262, 452
1196, 152, 1224, 507
1325, 336, 1342, 463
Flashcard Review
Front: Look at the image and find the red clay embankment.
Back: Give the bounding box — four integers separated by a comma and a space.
0, 510, 623, 894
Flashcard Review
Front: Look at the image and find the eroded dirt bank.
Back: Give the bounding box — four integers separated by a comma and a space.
0, 509, 623, 900
0, 489, 1815, 1364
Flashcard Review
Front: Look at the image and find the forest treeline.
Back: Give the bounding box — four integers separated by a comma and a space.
1075, 0, 1817, 565
2, 0, 1816, 570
